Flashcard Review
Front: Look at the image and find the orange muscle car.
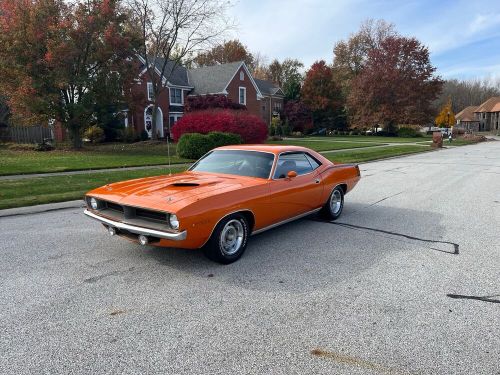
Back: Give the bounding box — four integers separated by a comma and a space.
84, 145, 361, 263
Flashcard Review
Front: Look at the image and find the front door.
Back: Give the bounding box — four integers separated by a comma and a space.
144, 106, 164, 138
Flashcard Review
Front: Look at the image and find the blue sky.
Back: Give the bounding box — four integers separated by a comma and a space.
228, 0, 500, 80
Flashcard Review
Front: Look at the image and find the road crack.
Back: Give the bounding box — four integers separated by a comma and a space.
315, 221, 459, 255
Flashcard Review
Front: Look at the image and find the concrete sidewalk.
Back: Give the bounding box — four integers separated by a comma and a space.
0, 199, 84, 218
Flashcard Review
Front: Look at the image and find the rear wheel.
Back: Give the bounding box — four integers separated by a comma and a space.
320, 186, 344, 220
203, 214, 249, 264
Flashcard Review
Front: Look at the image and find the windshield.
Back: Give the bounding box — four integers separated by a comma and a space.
189, 150, 275, 179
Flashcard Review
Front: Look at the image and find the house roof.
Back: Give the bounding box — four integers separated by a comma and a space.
456, 106, 478, 122
187, 61, 244, 95
474, 97, 500, 113
254, 79, 284, 97
138, 55, 191, 87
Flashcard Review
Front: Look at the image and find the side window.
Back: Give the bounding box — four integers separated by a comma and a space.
305, 153, 321, 170
273, 152, 313, 179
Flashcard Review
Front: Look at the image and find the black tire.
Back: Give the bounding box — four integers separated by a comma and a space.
203, 213, 249, 264
320, 186, 344, 221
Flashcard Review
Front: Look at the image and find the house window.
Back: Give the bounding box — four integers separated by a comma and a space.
147, 82, 154, 101
169, 113, 183, 127
240, 71, 244, 81
170, 88, 183, 105
239, 87, 246, 105
273, 101, 282, 111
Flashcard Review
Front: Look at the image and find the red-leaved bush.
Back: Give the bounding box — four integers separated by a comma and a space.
172, 110, 268, 143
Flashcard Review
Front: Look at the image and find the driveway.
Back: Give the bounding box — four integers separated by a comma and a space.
1, 142, 499, 374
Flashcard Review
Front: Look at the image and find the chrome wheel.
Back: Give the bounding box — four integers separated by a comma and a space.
219, 219, 244, 256
330, 189, 343, 214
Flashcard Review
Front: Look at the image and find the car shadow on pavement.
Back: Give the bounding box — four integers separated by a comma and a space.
144, 203, 452, 293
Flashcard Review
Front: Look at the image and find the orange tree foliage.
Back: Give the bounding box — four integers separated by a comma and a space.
435, 98, 456, 127
0, 0, 137, 147
347, 36, 443, 130
194, 40, 255, 70
300, 60, 345, 130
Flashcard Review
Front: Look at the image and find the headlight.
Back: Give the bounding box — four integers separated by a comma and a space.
169, 214, 179, 230
90, 197, 98, 210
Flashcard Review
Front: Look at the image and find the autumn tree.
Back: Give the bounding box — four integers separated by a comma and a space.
435, 98, 456, 127
193, 39, 254, 69
283, 100, 312, 133
128, 0, 231, 139
301, 60, 344, 130
348, 36, 443, 130
332, 19, 397, 96
0, 0, 137, 147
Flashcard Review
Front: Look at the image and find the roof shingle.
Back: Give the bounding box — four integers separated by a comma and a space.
188, 61, 244, 95
474, 97, 500, 113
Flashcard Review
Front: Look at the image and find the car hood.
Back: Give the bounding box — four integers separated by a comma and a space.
87, 171, 267, 212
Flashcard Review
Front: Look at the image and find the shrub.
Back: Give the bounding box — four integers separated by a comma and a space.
172, 110, 267, 144
397, 127, 419, 137
177, 132, 242, 159
281, 122, 291, 136
34, 140, 54, 151
120, 127, 139, 143
83, 125, 105, 143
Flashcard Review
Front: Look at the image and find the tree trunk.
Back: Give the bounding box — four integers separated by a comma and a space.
67, 118, 83, 149
151, 102, 158, 140
69, 127, 83, 149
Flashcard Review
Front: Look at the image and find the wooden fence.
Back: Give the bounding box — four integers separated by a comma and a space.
0, 125, 54, 144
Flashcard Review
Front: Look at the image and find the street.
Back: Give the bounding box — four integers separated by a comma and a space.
1, 141, 499, 374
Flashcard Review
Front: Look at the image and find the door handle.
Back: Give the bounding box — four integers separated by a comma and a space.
315, 179, 320, 184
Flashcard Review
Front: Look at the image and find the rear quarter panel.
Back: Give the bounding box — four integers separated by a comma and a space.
319, 164, 361, 204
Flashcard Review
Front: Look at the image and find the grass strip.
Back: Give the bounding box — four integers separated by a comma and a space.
324, 145, 432, 164
267, 140, 385, 151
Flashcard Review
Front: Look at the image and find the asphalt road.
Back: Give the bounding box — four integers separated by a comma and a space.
1, 142, 499, 375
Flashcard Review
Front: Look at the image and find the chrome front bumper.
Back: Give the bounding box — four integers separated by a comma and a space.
84, 209, 187, 241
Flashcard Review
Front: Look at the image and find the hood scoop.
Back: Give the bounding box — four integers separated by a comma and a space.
170, 182, 200, 187
168, 179, 221, 188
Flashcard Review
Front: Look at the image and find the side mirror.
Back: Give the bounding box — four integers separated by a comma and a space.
286, 170, 297, 179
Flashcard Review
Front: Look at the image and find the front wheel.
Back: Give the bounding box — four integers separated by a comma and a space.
320, 186, 344, 220
203, 214, 249, 264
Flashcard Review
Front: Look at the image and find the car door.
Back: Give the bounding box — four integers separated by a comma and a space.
267, 152, 324, 223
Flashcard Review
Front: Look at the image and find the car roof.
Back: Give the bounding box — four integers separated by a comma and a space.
215, 144, 311, 155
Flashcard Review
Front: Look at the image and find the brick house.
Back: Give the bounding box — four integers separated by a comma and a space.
473, 97, 500, 132
254, 78, 285, 126
126, 56, 284, 138
455, 106, 479, 132
456, 97, 500, 132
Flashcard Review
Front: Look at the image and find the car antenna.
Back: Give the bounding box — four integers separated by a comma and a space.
166, 126, 172, 176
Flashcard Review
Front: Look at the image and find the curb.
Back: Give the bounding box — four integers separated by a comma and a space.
0, 200, 85, 218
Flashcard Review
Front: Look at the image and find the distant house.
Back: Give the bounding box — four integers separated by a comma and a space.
473, 97, 500, 132
455, 106, 479, 132
254, 79, 285, 126
456, 97, 500, 132
126, 56, 284, 138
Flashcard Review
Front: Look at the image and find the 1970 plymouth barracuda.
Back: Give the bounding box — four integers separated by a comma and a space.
84, 145, 361, 263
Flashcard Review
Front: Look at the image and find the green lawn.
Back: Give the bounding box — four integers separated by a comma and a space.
325, 145, 432, 163
304, 135, 432, 143
267, 139, 385, 151
0, 142, 191, 176
0, 166, 186, 210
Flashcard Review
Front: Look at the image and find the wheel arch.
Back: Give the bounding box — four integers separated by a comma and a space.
202, 209, 256, 247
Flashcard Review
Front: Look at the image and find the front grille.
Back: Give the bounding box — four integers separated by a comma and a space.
135, 208, 167, 221
106, 202, 124, 212
87, 197, 171, 230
